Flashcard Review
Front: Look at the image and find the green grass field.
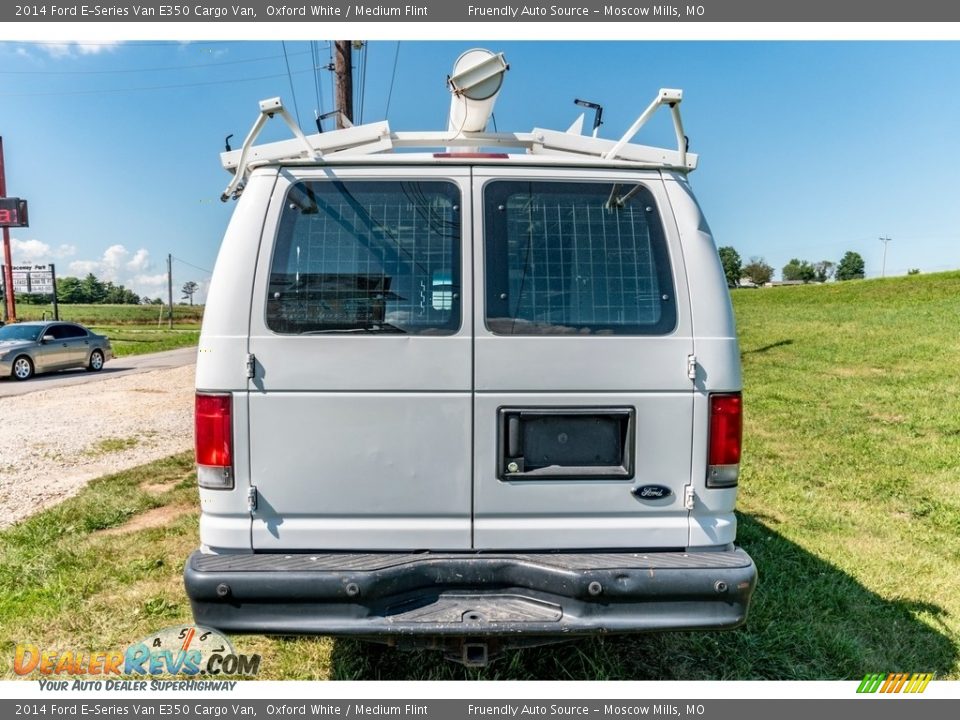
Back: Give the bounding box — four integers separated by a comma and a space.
1, 273, 958, 680
11, 304, 202, 357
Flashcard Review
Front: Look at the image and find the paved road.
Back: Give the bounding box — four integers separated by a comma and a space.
0, 346, 197, 398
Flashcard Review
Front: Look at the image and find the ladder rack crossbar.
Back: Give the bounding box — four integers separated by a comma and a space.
220, 89, 696, 201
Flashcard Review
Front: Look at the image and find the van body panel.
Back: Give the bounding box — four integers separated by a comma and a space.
248, 392, 473, 550
195, 171, 276, 391
245, 167, 473, 549
196, 391, 252, 552
472, 392, 692, 549
662, 174, 739, 346
469, 167, 695, 550
661, 174, 742, 549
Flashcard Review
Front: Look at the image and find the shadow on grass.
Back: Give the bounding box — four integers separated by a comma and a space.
742, 339, 794, 356
328, 515, 956, 680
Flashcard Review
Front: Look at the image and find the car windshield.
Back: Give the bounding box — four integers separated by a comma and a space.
0, 324, 43, 342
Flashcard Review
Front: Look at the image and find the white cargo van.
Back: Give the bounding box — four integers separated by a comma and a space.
185, 50, 756, 666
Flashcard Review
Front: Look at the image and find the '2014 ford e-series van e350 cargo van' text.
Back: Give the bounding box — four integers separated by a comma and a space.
184, 49, 757, 666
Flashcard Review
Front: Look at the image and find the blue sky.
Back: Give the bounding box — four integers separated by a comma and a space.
2, 40, 959, 301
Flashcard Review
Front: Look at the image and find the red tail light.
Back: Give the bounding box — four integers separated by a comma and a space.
195, 393, 233, 489
707, 392, 742, 487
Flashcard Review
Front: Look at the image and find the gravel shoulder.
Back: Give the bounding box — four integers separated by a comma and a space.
0, 365, 194, 528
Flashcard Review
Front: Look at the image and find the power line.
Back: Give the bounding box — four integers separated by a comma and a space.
281, 41, 302, 129
172, 256, 213, 275
384, 41, 401, 119
0, 49, 310, 75
0, 68, 313, 98
22, 40, 217, 48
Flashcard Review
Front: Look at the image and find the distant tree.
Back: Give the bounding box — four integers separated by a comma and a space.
102, 281, 140, 305
836, 251, 866, 281
80, 273, 107, 303
814, 261, 835, 283
56, 276, 85, 303
782, 258, 816, 283
907, 268, 921, 275
717, 246, 742, 288
49, 273, 139, 304
741, 257, 774, 286
181, 281, 199, 306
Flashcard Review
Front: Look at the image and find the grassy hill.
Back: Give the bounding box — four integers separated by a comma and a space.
1, 273, 958, 680
13, 303, 204, 325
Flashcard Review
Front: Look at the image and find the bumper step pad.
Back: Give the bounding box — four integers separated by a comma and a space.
185, 549, 757, 638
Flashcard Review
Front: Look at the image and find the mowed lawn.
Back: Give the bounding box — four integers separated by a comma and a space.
13, 304, 203, 357
1, 274, 958, 680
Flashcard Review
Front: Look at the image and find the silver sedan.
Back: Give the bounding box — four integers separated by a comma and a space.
0, 321, 114, 381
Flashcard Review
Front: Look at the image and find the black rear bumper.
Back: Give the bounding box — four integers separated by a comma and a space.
184, 548, 757, 640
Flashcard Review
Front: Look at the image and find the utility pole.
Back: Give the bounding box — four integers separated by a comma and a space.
333, 40, 353, 129
879, 235, 892, 278
0, 137, 16, 324
167, 253, 174, 330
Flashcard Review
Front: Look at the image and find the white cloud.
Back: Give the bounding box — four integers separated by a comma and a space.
10, 238, 76, 263
63, 245, 168, 300
126, 248, 150, 273
68, 260, 99, 276
19, 242, 193, 302
12, 239, 54, 263
131, 273, 169, 302
100, 244, 129, 281
36, 41, 123, 59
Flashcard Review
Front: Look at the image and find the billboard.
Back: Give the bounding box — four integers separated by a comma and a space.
1, 264, 54, 295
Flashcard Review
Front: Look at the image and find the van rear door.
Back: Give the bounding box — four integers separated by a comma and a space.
246, 167, 473, 550
471, 168, 695, 550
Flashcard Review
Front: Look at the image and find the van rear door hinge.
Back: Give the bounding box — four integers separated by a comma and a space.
686, 354, 698, 381
683, 485, 695, 510
247, 486, 258, 512
245, 353, 256, 379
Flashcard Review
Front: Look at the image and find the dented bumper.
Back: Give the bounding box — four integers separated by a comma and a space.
184, 548, 756, 643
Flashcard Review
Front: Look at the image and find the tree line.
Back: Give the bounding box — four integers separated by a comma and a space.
717, 248, 867, 288
6, 273, 201, 306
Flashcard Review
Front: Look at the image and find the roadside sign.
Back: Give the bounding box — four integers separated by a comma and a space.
0, 197, 29, 227
1, 264, 55, 295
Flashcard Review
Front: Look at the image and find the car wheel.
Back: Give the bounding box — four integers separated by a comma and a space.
88, 349, 105, 372
12, 355, 34, 381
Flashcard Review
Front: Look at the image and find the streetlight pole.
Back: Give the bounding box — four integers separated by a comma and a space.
879, 236, 892, 278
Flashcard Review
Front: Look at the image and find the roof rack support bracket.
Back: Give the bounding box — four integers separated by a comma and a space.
604, 88, 686, 163
221, 97, 322, 202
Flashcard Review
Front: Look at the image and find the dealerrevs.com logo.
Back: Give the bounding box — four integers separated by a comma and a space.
857, 673, 934, 694
14, 625, 261, 680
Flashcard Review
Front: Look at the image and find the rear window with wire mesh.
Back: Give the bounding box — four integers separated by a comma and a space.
266, 180, 461, 335
484, 181, 676, 335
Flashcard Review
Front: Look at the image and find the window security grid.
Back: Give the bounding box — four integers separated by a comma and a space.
484, 181, 676, 335
267, 181, 461, 335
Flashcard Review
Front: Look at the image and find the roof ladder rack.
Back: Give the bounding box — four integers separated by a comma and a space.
604, 89, 687, 165
221, 97, 321, 202
218, 89, 698, 199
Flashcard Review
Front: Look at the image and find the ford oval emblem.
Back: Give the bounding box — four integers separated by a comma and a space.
633, 485, 672, 500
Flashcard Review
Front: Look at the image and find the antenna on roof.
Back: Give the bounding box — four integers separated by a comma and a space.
574, 99, 603, 138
